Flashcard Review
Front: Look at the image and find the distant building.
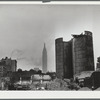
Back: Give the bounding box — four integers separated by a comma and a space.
96, 57, 100, 71
0, 57, 17, 76
55, 31, 94, 79
0, 61, 7, 77
11, 60, 17, 72
34, 68, 40, 72
31, 74, 51, 82
42, 43, 47, 73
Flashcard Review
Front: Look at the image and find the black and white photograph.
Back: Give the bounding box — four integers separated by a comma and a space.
0, 2, 100, 92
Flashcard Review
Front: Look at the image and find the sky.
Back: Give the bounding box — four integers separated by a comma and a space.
0, 4, 100, 71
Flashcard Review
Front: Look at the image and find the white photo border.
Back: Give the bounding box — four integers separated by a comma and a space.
0, 1, 100, 99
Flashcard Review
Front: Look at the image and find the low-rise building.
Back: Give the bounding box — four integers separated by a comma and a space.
31, 74, 51, 83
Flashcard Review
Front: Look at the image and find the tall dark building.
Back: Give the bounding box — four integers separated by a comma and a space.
42, 43, 47, 73
55, 31, 94, 79
55, 38, 73, 79
72, 31, 94, 75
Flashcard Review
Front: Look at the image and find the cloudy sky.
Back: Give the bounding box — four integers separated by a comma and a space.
0, 4, 100, 71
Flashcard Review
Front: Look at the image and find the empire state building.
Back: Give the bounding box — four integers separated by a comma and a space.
42, 43, 47, 73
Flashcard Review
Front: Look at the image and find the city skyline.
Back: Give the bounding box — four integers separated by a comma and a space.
0, 5, 100, 71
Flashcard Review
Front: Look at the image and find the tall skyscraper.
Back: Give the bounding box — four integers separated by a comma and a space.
72, 31, 94, 75
42, 43, 47, 73
55, 31, 94, 79
55, 38, 73, 79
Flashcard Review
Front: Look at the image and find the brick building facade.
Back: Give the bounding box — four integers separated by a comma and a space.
0, 57, 17, 76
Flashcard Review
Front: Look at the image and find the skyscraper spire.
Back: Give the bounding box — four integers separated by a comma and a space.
44, 43, 45, 47
42, 43, 47, 73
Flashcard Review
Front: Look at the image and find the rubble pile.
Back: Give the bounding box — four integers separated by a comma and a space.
30, 78, 82, 90
47, 81, 61, 90
30, 83, 37, 90
94, 87, 100, 91
30, 82, 46, 90
78, 87, 92, 91
68, 82, 80, 90
46, 78, 70, 90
